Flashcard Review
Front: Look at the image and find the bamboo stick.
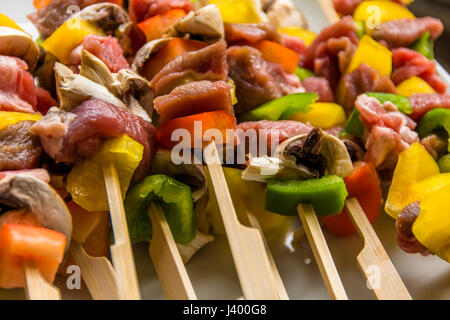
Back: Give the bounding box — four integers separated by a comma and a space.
24, 261, 61, 300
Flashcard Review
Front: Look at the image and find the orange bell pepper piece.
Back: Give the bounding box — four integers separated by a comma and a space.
252, 40, 300, 74
0, 224, 66, 289
141, 38, 207, 80
156, 110, 236, 149
138, 9, 187, 42
322, 162, 382, 237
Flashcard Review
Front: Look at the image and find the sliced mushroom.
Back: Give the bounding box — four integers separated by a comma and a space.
152, 148, 208, 202
0, 175, 72, 250
165, 5, 225, 42
131, 37, 174, 74
55, 62, 126, 111
263, 0, 308, 29
0, 27, 39, 71
176, 230, 214, 264
79, 49, 119, 95
242, 128, 353, 182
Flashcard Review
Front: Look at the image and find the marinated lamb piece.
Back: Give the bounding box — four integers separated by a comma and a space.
282, 34, 308, 59
303, 16, 358, 88
392, 48, 447, 94
224, 22, 282, 45
373, 17, 443, 48
235, 120, 312, 156
0, 169, 50, 184
227, 46, 303, 114
0, 56, 37, 113
31, 99, 156, 181
355, 94, 418, 170
302, 76, 335, 102
35, 87, 58, 115
332, 0, 362, 16
409, 93, 450, 121
154, 80, 233, 125
396, 202, 430, 255
69, 35, 130, 73
150, 40, 228, 96
339, 64, 397, 113
0, 121, 42, 171
129, 0, 194, 23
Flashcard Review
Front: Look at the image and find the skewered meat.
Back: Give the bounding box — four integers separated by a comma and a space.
69, 35, 130, 73
0, 56, 37, 113
31, 99, 156, 181
373, 17, 443, 49
302, 76, 334, 102
227, 46, 303, 114
339, 64, 397, 113
154, 80, 233, 125
0, 169, 50, 183
282, 34, 307, 59
409, 93, 450, 121
0, 121, 42, 171
392, 48, 447, 93
224, 22, 282, 45
356, 94, 418, 169
396, 202, 430, 255
150, 40, 228, 96
332, 0, 362, 16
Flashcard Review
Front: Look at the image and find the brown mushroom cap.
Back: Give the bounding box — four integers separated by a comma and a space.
0, 27, 39, 71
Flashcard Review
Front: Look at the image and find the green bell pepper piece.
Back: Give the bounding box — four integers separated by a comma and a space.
339, 108, 365, 138
417, 108, 450, 143
238, 93, 318, 122
354, 20, 365, 39
265, 175, 348, 216
438, 154, 450, 173
294, 67, 316, 81
411, 31, 434, 60
366, 92, 412, 114
124, 174, 195, 245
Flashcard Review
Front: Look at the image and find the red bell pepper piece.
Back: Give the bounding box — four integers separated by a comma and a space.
138, 9, 187, 42
251, 40, 300, 74
156, 110, 236, 149
0, 224, 66, 289
322, 162, 382, 237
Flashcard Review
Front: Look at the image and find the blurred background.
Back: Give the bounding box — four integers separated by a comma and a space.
409, 0, 450, 71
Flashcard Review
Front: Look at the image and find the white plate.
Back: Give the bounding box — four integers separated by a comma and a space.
0, 0, 449, 300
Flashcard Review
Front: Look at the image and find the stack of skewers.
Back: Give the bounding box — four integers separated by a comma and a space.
0, 0, 449, 300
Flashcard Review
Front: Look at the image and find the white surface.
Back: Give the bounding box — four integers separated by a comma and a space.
0, 0, 449, 300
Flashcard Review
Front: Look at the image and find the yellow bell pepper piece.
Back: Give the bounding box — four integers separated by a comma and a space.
67, 135, 143, 212
209, 0, 267, 24
0, 13, 23, 31
385, 142, 439, 219
278, 27, 317, 46
396, 76, 436, 97
346, 35, 392, 76
204, 167, 291, 235
353, 0, 415, 35
412, 188, 450, 262
41, 18, 105, 64
409, 173, 450, 202
227, 79, 238, 106
289, 102, 346, 129
0, 111, 42, 131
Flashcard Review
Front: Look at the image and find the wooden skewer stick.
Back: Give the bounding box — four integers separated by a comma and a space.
24, 261, 61, 300
318, 0, 340, 24
240, 202, 289, 300
204, 142, 280, 300
345, 198, 412, 300
297, 204, 348, 300
103, 162, 141, 300
148, 203, 197, 300
70, 241, 120, 300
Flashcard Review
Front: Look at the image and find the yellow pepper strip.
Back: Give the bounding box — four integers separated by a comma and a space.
289, 102, 346, 129
0, 111, 42, 131
42, 18, 105, 64
67, 135, 143, 212
412, 188, 450, 262
0, 13, 23, 31
385, 142, 439, 219
204, 166, 291, 235
353, 0, 415, 35
278, 27, 317, 46
346, 35, 392, 76
396, 76, 436, 97
227, 79, 238, 106
209, 0, 267, 24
